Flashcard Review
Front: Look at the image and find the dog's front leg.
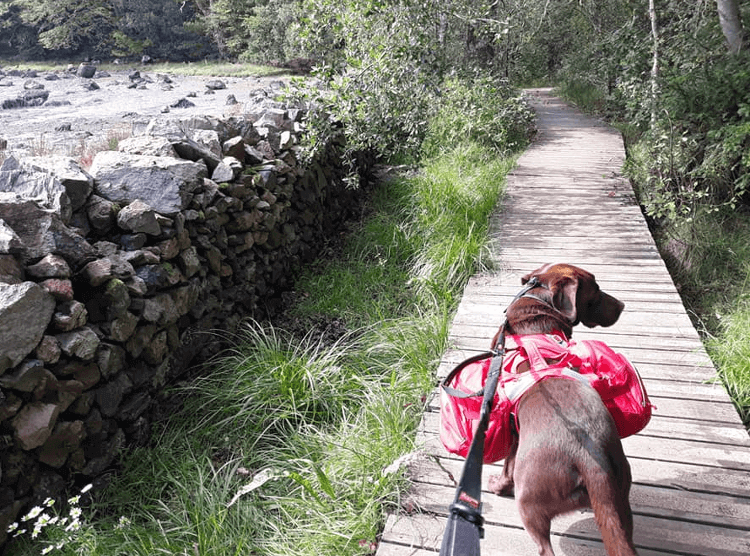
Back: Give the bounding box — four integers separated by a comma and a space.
488, 435, 518, 496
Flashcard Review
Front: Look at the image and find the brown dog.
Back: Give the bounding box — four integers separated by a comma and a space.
487, 263, 638, 556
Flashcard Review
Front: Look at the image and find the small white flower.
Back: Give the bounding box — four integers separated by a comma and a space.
65, 520, 81, 532
22, 506, 44, 521
41, 546, 54, 555
80, 484, 93, 494
6, 522, 18, 533
43, 497, 55, 507
68, 495, 81, 505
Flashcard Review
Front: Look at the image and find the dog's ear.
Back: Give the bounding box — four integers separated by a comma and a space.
521, 264, 553, 285
551, 276, 579, 322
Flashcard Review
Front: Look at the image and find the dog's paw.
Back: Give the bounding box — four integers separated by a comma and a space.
488, 473, 514, 496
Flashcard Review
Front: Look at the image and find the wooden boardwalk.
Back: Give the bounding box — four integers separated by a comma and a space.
376, 89, 750, 556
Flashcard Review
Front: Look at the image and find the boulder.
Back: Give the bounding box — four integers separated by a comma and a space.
56, 326, 100, 360
0, 282, 55, 373
26, 253, 71, 279
11, 402, 61, 450
0, 195, 96, 269
90, 151, 207, 216
19, 156, 94, 211
116, 199, 161, 235
76, 64, 97, 78
0, 156, 72, 221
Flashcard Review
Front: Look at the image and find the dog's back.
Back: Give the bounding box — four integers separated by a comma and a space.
513, 378, 637, 556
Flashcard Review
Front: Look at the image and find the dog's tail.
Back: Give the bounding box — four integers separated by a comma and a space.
583, 443, 639, 556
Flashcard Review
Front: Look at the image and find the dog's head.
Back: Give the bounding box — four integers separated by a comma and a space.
506, 263, 624, 336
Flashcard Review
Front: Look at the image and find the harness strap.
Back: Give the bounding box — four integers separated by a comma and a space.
503, 367, 591, 403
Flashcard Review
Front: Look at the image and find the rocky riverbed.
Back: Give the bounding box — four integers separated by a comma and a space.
0, 64, 290, 161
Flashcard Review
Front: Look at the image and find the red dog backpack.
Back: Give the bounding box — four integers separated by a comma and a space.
440, 334, 653, 464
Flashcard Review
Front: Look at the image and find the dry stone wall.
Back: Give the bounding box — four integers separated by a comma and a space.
0, 99, 372, 543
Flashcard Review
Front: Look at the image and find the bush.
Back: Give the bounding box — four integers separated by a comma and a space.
420, 76, 536, 160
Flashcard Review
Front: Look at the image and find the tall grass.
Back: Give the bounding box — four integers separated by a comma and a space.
0, 60, 286, 78
6, 78, 530, 555
655, 208, 750, 426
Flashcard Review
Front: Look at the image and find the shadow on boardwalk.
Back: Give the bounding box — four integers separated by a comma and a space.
376, 89, 750, 556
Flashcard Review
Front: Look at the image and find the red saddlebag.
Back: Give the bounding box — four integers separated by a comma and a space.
439, 338, 653, 464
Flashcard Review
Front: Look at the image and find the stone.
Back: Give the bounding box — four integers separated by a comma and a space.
82, 258, 113, 286
177, 246, 201, 278
94, 373, 132, 417
90, 151, 207, 216
35, 335, 61, 364
211, 159, 236, 183
57, 326, 100, 360
125, 324, 158, 358
135, 264, 176, 294
76, 64, 96, 78
26, 253, 71, 279
0, 254, 24, 284
0, 391, 23, 421
120, 233, 148, 251
223, 136, 245, 160
143, 293, 178, 326
0, 196, 96, 270
40, 278, 74, 301
0, 359, 48, 392
118, 135, 177, 158
171, 98, 195, 109
102, 278, 130, 320
72, 361, 101, 390
143, 330, 168, 364
38, 420, 85, 468
0, 156, 71, 222
86, 195, 116, 233
96, 343, 125, 379
0, 282, 55, 373
157, 236, 180, 260
0, 219, 24, 255
11, 402, 61, 450
82, 427, 125, 476
53, 300, 88, 332
171, 137, 221, 172
117, 199, 162, 235
0, 155, 94, 221
205, 79, 226, 90
21, 89, 50, 106
103, 311, 138, 342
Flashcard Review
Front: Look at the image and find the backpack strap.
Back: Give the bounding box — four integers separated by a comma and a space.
440, 351, 496, 399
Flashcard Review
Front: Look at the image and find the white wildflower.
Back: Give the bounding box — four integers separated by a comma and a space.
22, 506, 44, 521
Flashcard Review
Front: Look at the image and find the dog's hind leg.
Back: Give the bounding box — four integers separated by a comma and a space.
516, 499, 555, 556
584, 452, 638, 556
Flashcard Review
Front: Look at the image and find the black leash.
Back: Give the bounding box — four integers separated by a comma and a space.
438, 277, 541, 555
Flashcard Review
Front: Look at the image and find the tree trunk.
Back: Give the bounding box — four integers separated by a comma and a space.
716, 0, 745, 54
649, 0, 659, 127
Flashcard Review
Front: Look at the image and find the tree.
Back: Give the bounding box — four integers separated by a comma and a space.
11, 0, 114, 52
716, 0, 745, 54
